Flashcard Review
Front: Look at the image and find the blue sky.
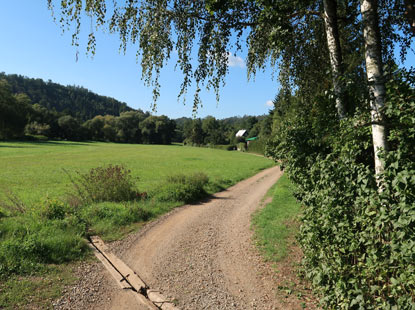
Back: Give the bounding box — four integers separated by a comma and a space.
0, 1, 278, 119
1, 2, 413, 119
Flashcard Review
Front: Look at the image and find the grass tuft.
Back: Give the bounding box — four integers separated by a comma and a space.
0, 214, 87, 276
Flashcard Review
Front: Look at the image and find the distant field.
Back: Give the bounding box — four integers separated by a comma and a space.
0, 141, 273, 203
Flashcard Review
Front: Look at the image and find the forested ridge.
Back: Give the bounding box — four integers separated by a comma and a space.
0, 72, 132, 121
0, 74, 176, 143
0, 73, 271, 147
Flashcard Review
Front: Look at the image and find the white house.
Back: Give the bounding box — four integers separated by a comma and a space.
235, 129, 247, 137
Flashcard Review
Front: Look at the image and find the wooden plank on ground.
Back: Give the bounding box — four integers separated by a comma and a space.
90, 236, 147, 292
89, 237, 159, 310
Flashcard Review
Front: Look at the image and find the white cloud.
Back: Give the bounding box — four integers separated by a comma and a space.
266, 100, 274, 107
227, 52, 246, 68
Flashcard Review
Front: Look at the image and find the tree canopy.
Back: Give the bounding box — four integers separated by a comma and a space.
47, 0, 412, 110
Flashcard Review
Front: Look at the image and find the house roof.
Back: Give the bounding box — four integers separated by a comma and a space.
235, 129, 247, 137
246, 137, 258, 141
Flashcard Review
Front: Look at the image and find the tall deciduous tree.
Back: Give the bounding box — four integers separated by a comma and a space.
323, 0, 347, 119
404, 0, 415, 34
360, 0, 388, 178
0, 80, 29, 139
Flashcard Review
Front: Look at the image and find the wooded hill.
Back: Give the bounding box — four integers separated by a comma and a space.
0, 72, 132, 121
0, 73, 271, 147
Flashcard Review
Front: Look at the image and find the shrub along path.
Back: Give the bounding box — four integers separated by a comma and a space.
54, 166, 315, 310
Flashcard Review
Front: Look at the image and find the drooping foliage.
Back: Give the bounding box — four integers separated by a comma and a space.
43, 0, 335, 110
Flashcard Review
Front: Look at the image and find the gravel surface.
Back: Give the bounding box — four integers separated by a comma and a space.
54, 166, 317, 310
53, 261, 115, 310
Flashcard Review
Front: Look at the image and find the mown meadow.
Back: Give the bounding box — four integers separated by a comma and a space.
0, 140, 273, 309
0, 140, 272, 203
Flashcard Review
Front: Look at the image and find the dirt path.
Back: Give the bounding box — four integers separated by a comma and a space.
54, 166, 313, 310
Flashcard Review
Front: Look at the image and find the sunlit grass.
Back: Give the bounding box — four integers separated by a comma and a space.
252, 174, 301, 262
0, 140, 273, 204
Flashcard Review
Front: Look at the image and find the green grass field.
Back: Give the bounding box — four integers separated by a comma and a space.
0, 140, 273, 204
0, 140, 274, 309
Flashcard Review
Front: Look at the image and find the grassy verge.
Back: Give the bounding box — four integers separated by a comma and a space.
252, 174, 318, 308
252, 174, 301, 262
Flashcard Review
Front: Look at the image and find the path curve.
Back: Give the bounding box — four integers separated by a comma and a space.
55, 165, 312, 310
115, 166, 285, 309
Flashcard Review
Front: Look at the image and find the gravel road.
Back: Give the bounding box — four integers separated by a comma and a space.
54, 165, 315, 310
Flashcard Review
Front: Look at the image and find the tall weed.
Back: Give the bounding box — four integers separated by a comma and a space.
65, 164, 140, 204
0, 189, 27, 215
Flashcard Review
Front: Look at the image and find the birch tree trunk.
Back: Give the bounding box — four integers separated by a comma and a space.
404, 0, 415, 35
360, 0, 388, 179
323, 0, 347, 119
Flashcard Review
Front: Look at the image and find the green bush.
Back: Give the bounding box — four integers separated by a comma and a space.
39, 198, 70, 220
247, 139, 266, 155
237, 142, 246, 152
153, 172, 209, 203
267, 68, 415, 309
204, 177, 233, 193
67, 164, 140, 203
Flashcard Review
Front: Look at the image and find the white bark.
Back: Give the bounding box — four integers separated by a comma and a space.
360, 0, 388, 179
404, 0, 415, 35
323, 0, 347, 119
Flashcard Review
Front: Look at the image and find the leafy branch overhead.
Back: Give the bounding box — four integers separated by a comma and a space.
42, 1, 324, 110
47, 1, 412, 114
48, 0, 413, 185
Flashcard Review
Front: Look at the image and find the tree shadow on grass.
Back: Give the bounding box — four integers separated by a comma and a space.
0, 140, 95, 148
0, 145, 27, 148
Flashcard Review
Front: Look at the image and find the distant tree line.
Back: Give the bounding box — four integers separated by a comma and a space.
0, 75, 271, 146
0, 78, 175, 144
175, 114, 273, 146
